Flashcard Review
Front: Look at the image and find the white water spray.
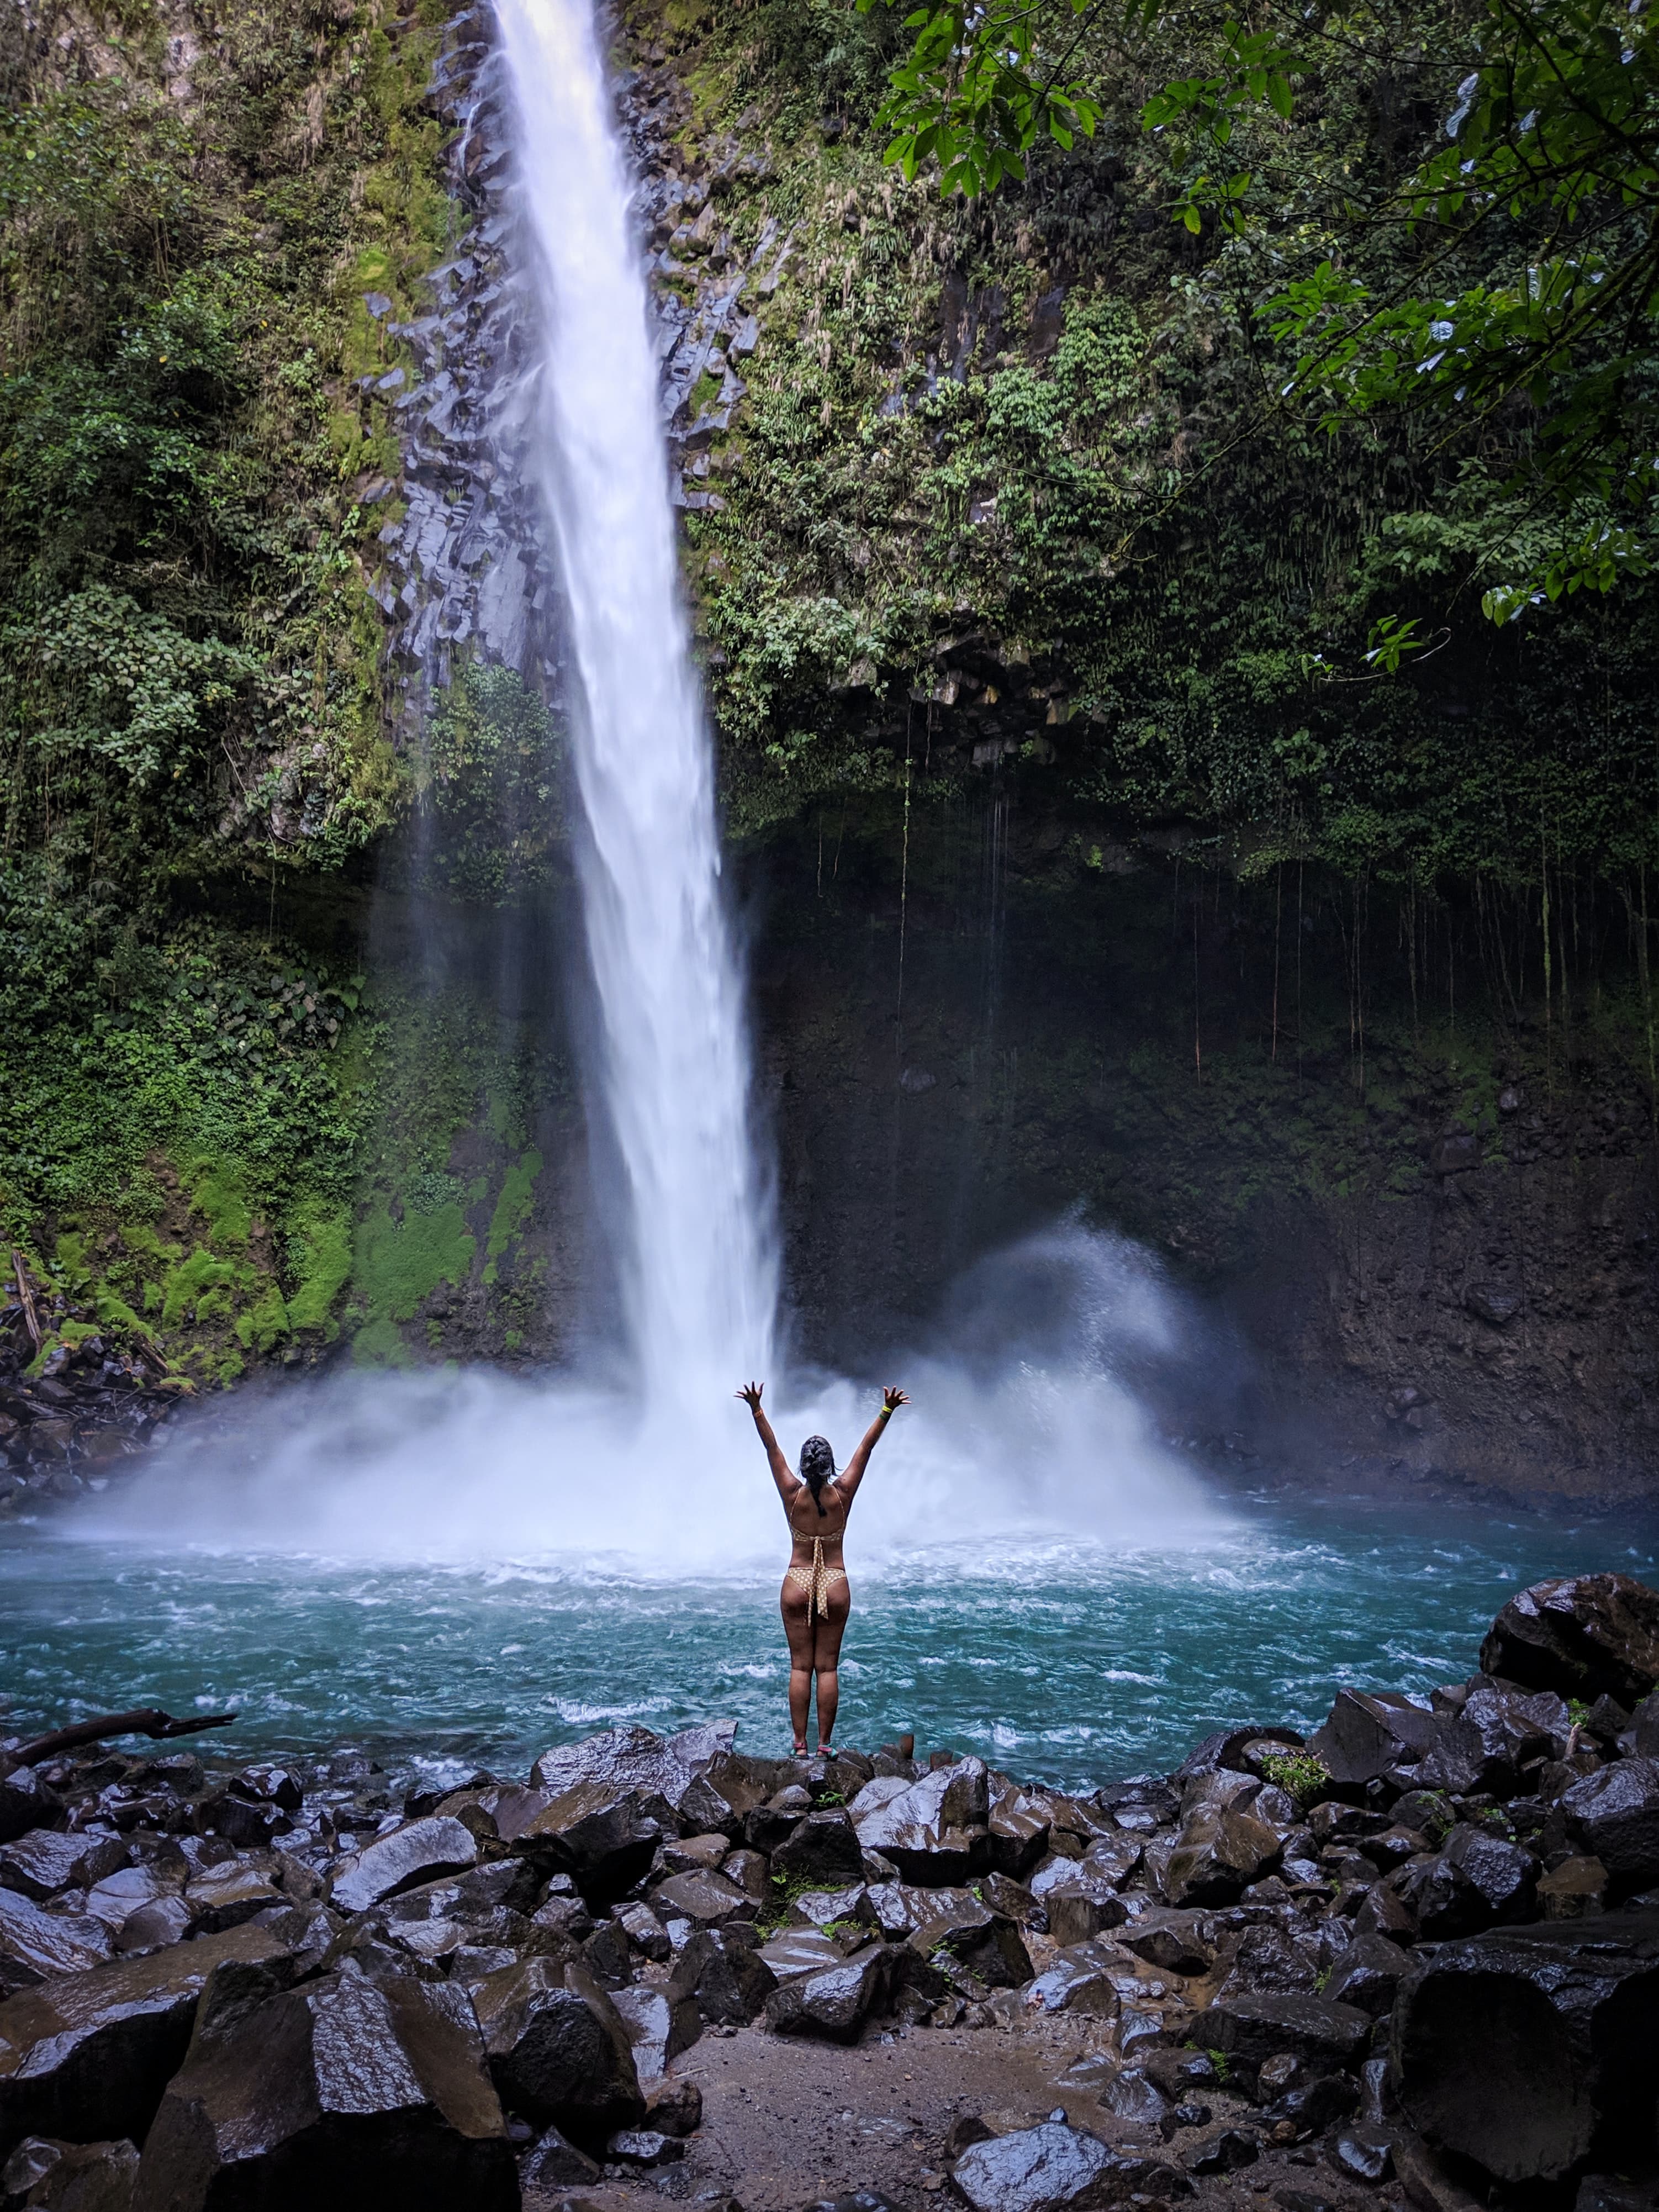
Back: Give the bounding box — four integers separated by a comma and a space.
495, 0, 775, 1397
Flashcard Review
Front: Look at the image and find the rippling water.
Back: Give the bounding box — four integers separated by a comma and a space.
3, 1498, 1649, 1789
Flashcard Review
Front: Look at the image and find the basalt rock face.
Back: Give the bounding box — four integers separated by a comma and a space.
1480, 1574, 1659, 1704
6, 1574, 1659, 2205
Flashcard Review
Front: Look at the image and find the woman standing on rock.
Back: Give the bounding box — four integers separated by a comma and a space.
736, 1381, 908, 1755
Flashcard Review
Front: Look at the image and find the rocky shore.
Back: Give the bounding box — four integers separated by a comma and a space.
2, 1574, 1658, 2212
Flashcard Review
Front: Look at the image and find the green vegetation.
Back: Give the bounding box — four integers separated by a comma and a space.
1255, 1748, 1333, 1809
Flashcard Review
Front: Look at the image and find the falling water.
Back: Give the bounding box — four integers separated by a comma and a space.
494, 0, 776, 1397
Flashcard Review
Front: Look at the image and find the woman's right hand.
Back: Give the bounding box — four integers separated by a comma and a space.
736, 1381, 764, 1412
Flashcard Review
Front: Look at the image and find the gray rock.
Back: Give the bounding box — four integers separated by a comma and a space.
471, 1958, 644, 2146
0, 1923, 291, 2159
1040, 1868, 1129, 1947
673, 1925, 776, 2025
521, 2121, 601, 2196
1322, 1934, 1413, 2016
1328, 2133, 1393, 2184
510, 1787, 664, 1903
1198, 1992, 1371, 2094
1099, 2068, 1172, 2127
605, 2127, 685, 2166
614, 1900, 670, 1960
0, 1835, 128, 1904
330, 1817, 478, 1914
952, 2122, 1188, 2212
651, 1868, 748, 1926
132, 1961, 515, 2212
770, 1811, 864, 1890
0, 2133, 138, 2211
910, 1894, 1032, 1988
644, 2078, 702, 2137
763, 1941, 890, 2042
183, 1866, 283, 1935
1184, 2129, 1259, 2176
1481, 1575, 1659, 1705
1022, 1948, 1118, 2019
853, 1760, 991, 1883
609, 1984, 700, 2082
1389, 1907, 1659, 2183
1562, 1758, 1659, 1891
1116, 1911, 1212, 1977
1397, 1823, 1539, 1937
0, 1770, 60, 1850
0, 1891, 114, 1996
1308, 1691, 1440, 1787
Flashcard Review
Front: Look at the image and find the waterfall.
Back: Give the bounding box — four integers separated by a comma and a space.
494, 0, 776, 1400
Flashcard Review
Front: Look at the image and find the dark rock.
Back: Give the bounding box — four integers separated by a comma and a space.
672, 1925, 776, 2027
983, 1786, 1051, 1879
1390, 1908, 1659, 2181
1214, 1923, 1318, 2000
1418, 1685, 1568, 1796
1183, 2130, 1259, 2176
1157, 1792, 1281, 1908
609, 1985, 700, 2082
1040, 1870, 1129, 1948
472, 1959, 643, 2147
1100, 2070, 1171, 2127
1576, 2181, 1659, 2212
910, 1896, 1032, 1988
530, 1723, 745, 1841
0, 2134, 138, 2211
1562, 1759, 1659, 1893
1396, 1823, 1538, 1937
1322, 1934, 1412, 2016
0, 1923, 290, 2159
1430, 1132, 1481, 1175
1164, 2104, 1211, 2136
1309, 1692, 1440, 1788
643, 2078, 701, 2137
763, 1942, 890, 2041
183, 1867, 283, 1936
1266, 2077, 1360, 2138
1198, 1992, 1371, 2094
512, 1787, 664, 1903
132, 1960, 515, 2212
520, 2121, 601, 2195
650, 1868, 751, 1928
770, 1810, 865, 1891
1481, 1575, 1659, 1705
577, 1919, 631, 1988
605, 2127, 685, 2167
1174, 1728, 1302, 1785
0, 1835, 127, 1904
1021, 1946, 1119, 2019
1328, 2134, 1393, 2184
852, 1762, 990, 1884
720, 1847, 769, 1899
330, 1815, 478, 1914
1117, 1912, 1212, 1978
0, 1892, 114, 1996
0, 1772, 61, 1851
1142, 2051, 1218, 2102
952, 2123, 1190, 2212
613, 1900, 670, 1958
1538, 1855, 1610, 1919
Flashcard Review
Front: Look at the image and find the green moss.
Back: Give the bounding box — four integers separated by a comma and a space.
286, 1201, 352, 1334
160, 1249, 242, 1330
484, 1147, 542, 1281
352, 1196, 475, 1326
235, 1283, 290, 1354
189, 1164, 252, 1250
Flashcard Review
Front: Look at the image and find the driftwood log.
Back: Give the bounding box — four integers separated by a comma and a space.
10, 1707, 237, 1766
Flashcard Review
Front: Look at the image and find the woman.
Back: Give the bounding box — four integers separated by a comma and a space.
736, 1380, 908, 1755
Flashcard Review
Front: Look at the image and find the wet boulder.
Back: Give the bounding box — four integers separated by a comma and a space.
1481, 1575, 1659, 1706
1390, 1909, 1659, 2183
609, 1985, 700, 2082
0, 2134, 139, 2211
0, 1834, 128, 1904
0, 1768, 60, 1850
770, 1810, 864, 1891
1039, 1867, 1130, 1948
673, 1925, 777, 2026
1099, 2069, 1172, 2128
1309, 1692, 1441, 1789
763, 1941, 891, 2042
1396, 1823, 1539, 1938
471, 1958, 644, 2146
644, 2078, 702, 2137
183, 1866, 283, 1936
1197, 1992, 1371, 2095
1156, 1786, 1281, 1909
909, 1894, 1032, 1988
1022, 1945, 1119, 2020
852, 1760, 990, 1884
133, 1960, 515, 2212
1417, 1686, 1568, 1797
1562, 1759, 1659, 1894
530, 1722, 744, 1839
329, 1815, 478, 1914
649, 1867, 749, 1927
520, 2121, 602, 2198
0, 1892, 114, 1998
1322, 1934, 1412, 2016
510, 1787, 664, 1904
0, 1922, 292, 2158
1116, 1911, 1213, 1978
1213, 1923, 1319, 2001
982, 1784, 1051, 1880
951, 2121, 1189, 2212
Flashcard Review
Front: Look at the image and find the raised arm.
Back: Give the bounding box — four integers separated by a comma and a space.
836, 1385, 908, 1506
736, 1382, 796, 1506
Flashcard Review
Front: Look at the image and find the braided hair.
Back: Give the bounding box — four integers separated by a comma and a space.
798, 1434, 836, 1514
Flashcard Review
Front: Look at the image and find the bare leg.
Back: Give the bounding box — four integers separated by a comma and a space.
812, 1580, 852, 1751
780, 1579, 815, 1754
